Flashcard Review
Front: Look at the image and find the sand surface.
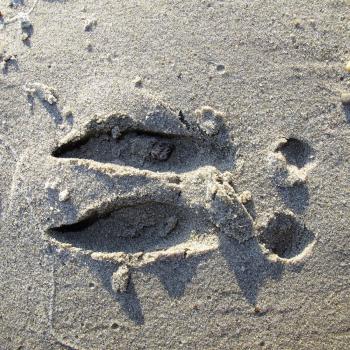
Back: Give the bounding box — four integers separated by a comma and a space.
0, 0, 349, 349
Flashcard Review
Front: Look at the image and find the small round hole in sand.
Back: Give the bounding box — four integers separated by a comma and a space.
275, 138, 314, 168
258, 212, 315, 259
216, 64, 225, 72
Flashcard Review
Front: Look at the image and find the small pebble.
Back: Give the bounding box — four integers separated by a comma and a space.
309, 18, 316, 28
340, 92, 350, 105
150, 142, 174, 161
21, 32, 29, 41
111, 265, 130, 293
59, 189, 70, 202
345, 61, 350, 73
239, 191, 252, 204
133, 76, 143, 88
84, 18, 97, 31
293, 18, 302, 28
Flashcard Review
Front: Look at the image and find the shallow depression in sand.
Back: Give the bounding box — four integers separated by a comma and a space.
47, 203, 193, 254
257, 211, 315, 259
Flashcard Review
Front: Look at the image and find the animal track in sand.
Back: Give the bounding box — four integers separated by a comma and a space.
52, 108, 233, 174
17, 93, 315, 297
50, 202, 186, 254
256, 211, 315, 262
36, 100, 256, 275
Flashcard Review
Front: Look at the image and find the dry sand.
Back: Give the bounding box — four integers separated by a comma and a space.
0, 0, 349, 349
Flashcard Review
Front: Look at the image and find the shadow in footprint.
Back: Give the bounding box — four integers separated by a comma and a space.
256, 211, 315, 260
48, 249, 145, 325
48, 217, 313, 322
83, 257, 145, 325
83, 253, 211, 323
143, 254, 211, 298
22, 25, 34, 48
42, 100, 64, 125
52, 111, 235, 173
2, 58, 19, 75
219, 235, 284, 305
275, 138, 314, 169
48, 202, 192, 256
343, 105, 350, 123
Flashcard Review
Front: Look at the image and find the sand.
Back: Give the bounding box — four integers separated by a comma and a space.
0, 0, 349, 349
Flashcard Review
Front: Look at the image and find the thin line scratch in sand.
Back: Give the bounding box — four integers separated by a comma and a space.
7, 154, 24, 220
48, 257, 56, 340
49, 255, 84, 350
